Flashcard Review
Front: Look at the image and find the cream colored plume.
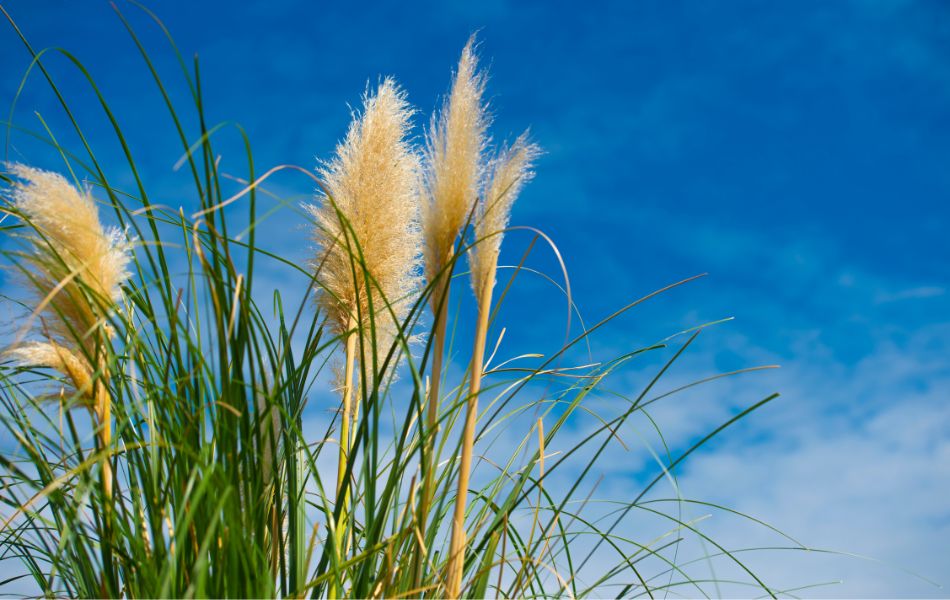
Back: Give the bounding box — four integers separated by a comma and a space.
469, 134, 540, 297
421, 35, 490, 290
7, 341, 93, 400
305, 78, 422, 355
4, 164, 131, 393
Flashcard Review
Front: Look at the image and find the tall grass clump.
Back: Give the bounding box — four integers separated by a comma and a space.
0, 5, 806, 599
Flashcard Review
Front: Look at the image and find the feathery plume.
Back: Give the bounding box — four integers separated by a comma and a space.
6, 341, 93, 400
7, 163, 130, 356
469, 133, 540, 296
305, 80, 421, 582
306, 78, 422, 354
421, 35, 490, 288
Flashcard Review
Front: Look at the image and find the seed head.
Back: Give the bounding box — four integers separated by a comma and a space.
7, 341, 93, 401
4, 164, 130, 394
422, 36, 490, 293
469, 134, 540, 297
306, 79, 422, 362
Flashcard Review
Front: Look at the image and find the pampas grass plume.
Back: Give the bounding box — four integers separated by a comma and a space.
306, 78, 422, 343
9, 341, 93, 400
422, 35, 489, 287
5, 164, 130, 390
470, 133, 540, 296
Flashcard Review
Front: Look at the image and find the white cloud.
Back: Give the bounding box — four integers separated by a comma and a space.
606, 319, 950, 597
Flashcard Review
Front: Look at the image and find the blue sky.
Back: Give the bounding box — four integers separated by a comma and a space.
1, 0, 948, 596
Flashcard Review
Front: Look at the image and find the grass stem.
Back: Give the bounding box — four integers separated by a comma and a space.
447, 262, 495, 598
415, 256, 452, 590
331, 315, 358, 598
337, 316, 358, 497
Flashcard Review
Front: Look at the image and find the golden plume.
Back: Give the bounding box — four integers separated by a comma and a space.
421, 34, 490, 288
469, 133, 540, 297
306, 78, 422, 353
5, 163, 130, 396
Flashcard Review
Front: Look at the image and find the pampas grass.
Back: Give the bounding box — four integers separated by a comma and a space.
416, 36, 491, 584
306, 78, 421, 346
305, 79, 421, 581
0, 6, 796, 600
422, 35, 489, 288
5, 164, 130, 511
7, 340, 93, 399
469, 133, 540, 299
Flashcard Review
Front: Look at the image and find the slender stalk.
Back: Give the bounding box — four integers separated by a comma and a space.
331, 315, 358, 599
336, 316, 358, 496
414, 252, 452, 590
447, 262, 495, 598
270, 498, 279, 579
94, 342, 114, 598
426, 291, 449, 464
97, 354, 113, 501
